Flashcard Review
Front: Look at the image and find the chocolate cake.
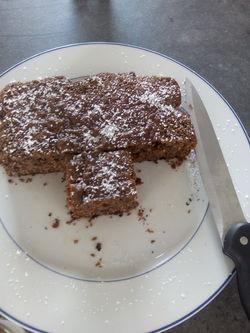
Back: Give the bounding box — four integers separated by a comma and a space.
0, 72, 197, 218
0, 77, 70, 175
68, 73, 195, 163
65, 151, 138, 218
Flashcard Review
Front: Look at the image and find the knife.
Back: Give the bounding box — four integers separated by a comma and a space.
184, 79, 250, 320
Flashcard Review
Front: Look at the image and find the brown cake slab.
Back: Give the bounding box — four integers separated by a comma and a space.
0, 73, 196, 218
65, 151, 138, 218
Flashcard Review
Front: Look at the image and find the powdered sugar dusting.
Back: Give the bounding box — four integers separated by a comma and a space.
68, 151, 137, 203
0, 73, 195, 179
100, 124, 118, 139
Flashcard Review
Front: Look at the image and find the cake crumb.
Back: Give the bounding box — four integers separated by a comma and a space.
88, 215, 97, 223
8, 179, 13, 183
150, 240, 156, 244
91, 236, 97, 241
135, 177, 143, 185
90, 253, 96, 257
187, 209, 191, 214
146, 228, 154, 233
66, 218, 75, 225
186, 197, 192, 206
48, 212, 52, 217
61, 176, 65, 183
52, 218, 60, 228
118, 212, 123, 217
95, 258, 103, 267
137, 207, 146, 222
43, 182, 47, 186
137, 169, 142, 173
44, 226, 48, 230
96, 242, 102, 251
73, 239, 79, 244
25, 177, 33, 183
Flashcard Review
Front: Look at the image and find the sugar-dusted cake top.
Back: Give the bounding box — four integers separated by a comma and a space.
0, 73, 194, 162
67, 151, 137, 202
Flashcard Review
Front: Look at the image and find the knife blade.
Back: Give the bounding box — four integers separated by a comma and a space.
184, 79, 250, 320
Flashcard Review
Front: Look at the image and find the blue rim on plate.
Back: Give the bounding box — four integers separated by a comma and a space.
0, 42, 248, 333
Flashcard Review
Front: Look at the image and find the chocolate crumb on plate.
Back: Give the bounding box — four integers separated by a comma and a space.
52, 218, 60, 228
66, 218, 75, 225
43, 182, 47, 186
90, 253, 96, 257
91, 236, 97, 241
96, 242, 102, 251
73, 239, 79, 244
95, 258, 103, 268
135, 177, 143, 185
137, 207, 146, 222
146, 228, 154, 233
150, 240, 156, 244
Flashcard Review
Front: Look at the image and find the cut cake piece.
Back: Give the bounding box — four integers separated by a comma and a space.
0, 76, 71, 175
65, 151, 138, 219
0, 73, 195, 177
0, 76, 99, 176
67, 73, 195, 165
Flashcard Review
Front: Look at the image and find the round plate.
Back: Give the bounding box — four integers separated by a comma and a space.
0, 43, 249, 333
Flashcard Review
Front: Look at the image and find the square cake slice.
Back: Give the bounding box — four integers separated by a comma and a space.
65, 151, 138, 219
0, 76, 72, 175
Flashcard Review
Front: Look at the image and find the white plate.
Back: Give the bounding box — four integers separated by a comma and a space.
0, 43, 249, 333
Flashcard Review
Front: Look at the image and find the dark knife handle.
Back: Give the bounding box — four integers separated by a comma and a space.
223, 222, 250, 320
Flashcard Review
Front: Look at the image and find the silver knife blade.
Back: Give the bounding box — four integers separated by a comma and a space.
184, 79, 246, 239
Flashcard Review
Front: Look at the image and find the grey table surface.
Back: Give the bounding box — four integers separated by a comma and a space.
0, 0, 249, 332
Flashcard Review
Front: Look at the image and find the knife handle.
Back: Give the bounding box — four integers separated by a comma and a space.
223, 222, 250, 320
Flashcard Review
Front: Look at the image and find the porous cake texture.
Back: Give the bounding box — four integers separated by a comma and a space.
65, 151, 138, 218
0, 73, 196, 218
